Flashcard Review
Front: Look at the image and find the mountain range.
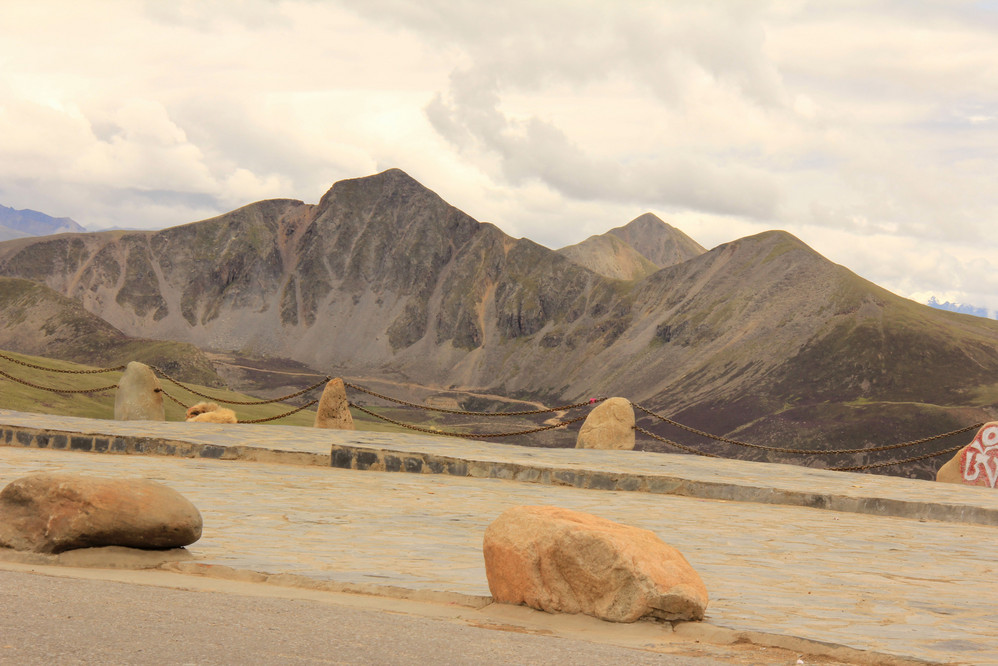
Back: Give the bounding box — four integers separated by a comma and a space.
1, 168, 996, 477
926, 296, 997, 320
0, 205, 87, 241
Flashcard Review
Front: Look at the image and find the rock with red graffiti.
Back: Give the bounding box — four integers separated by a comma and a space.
936, 422, 998, 488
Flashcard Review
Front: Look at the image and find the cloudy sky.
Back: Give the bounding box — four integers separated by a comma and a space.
2, 1, 998, 313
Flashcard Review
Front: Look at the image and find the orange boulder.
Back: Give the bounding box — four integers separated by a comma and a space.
483, 505, 708, 623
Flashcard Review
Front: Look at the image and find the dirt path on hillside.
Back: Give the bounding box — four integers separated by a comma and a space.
217, 362, 326, 378
206, 351, 575, 426
345, 376, 572, 425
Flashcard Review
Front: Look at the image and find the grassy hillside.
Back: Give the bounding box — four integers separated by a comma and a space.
0, 277, 222, 386
0, 349, 406, 432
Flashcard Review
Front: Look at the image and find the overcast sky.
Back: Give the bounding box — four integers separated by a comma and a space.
2, 1, 998, 313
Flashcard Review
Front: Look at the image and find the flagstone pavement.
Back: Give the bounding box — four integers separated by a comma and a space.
1, 409, 996, 664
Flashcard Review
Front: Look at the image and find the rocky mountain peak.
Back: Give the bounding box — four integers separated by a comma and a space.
617, 212, 669, 234
711, 229, 820, 264
608, 213, 706, 267
316, 167, 430, 211
556, 212, 709, 281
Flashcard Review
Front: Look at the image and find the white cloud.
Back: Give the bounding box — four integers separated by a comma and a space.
366, 1, 792, 220
0, 0, 997, 312
426, 69, 781, 219
0, 0, 453, 228
792, 224, 998, 314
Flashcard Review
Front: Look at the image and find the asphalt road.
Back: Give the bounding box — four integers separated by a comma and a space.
0, 568, 846, 666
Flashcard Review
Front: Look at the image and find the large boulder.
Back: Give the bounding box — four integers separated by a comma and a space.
483, 505, 708, 623
576, 397, 635, 450
114, 361, 165, 421
937, 422, 998, 487
314, 378, 355, 430
0, 473, 202, 553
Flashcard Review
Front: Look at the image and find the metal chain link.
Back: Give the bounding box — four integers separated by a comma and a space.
634, 425, 721, 457
344, 381, 603, 416
852, 422, 984, 452
349, 403, 587, 438
633, 402, 982, 456
159, 388, 189, 409
241, 399, 319, 424
0, 367, 118, 394
830, 443, 968, 472
161, 386, 318, 424
0, 350, 125, 374
151, 366, 330, 405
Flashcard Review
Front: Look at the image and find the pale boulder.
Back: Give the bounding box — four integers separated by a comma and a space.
0, 473, 202, 554
114, 361, 165, 421
314, 378, 355, 430
937, 422, 998, 488
483, 505, 708, 623
576, 397, 635, 450
186, 402, 238, 423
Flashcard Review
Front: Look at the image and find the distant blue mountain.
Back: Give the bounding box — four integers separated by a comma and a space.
0, 204, 87, 241
927, 296, 997, 320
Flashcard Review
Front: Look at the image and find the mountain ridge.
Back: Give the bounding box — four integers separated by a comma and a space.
1, 168, 996, 477
608, 212, 707, 266
927, 296, 997, 320
0, 276, 222, 386
0, 204, 87, 241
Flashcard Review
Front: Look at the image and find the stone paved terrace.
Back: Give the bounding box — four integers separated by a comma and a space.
2, 408, 997, 526
2, 408, 997, 664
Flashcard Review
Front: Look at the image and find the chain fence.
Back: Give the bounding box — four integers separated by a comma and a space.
241, 399, 320, 424
633, 425, 722, 457
146, 368, 331, 423
0, 348, 987, 473
830, 443, 969, 472
632, 401, 984, 471
0, 351, 329, 423
0, 366, 119, 395
343, 381, 603, 416
150, 367, 331, 406
0, 351, 597, 429
0, 350, 125, 374
159, 387, 189, 409
349, 402, 588, 438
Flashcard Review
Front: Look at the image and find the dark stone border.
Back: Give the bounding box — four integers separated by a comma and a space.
327, 444, 998, 527
3, 424, 997, 527
0, 425, 327, 468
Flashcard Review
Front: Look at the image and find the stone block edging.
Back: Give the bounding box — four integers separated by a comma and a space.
0, 425, 328, 467
328, 444, 998, 527
4, 422, 998, 527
